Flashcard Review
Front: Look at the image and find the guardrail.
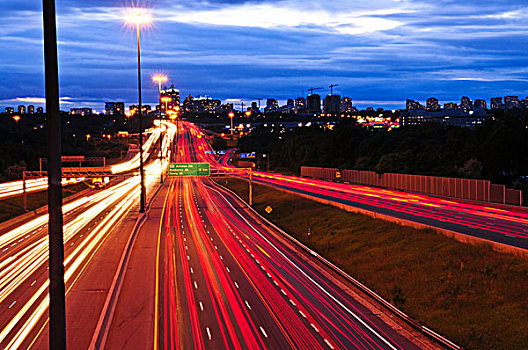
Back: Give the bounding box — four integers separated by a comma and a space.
301, 166, 523, 206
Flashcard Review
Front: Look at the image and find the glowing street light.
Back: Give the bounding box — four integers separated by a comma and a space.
229, 111, 235, 136
125, 7, 152, 213
12, 115, 21, 124
153, 75, 167, 184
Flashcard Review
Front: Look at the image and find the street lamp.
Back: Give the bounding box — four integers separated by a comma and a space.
153, 75, 167, 184
125, 8, 152, 213
229, 111, 235, 136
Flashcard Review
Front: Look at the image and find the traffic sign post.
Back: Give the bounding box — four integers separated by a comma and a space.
168, 163, 210, 177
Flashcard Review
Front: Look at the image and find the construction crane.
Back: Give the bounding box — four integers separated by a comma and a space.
329, 84, 339, 95
307, 87, 323, 95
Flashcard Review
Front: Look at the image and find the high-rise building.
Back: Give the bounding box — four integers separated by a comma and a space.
18, 105, 26, 114
264, 99, 279, 114
490, 97, 503, 110
504, 96, 519, 109
323, 95, 341, 115
306, 94, 321, 114
474, 99, 487, 110
183, 95, 220, 114
250, 102, 259, 112
340, 97, 353, 113
295, 97, 306, 113
27, 105, 35, 114
444, 102, 457, 110
105, 102, 125, 115
5, 107, 14, 114
286, 99, 294, 113
460, 96, 473, 110
406, 99, 424, 110
426, 97, 440, 110
161, 85, 180, 113
36, 107, 44, 114
70, 107, 93, 116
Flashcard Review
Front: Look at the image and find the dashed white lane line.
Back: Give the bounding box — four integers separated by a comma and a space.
206, 327, 212, 340
219, 255, 223, 260
324, 339, 334, 349
187, 255, 190, 260
234, 282, 239, 289
226, 267, 230, 273
289, 299, 296, 306
245, 300, 252, 310
299, 310, 307, 318
9, 301, 16, 309
280, 289, 287, 296
30, 280, 36, 286
199, 301, 204, 312
310, 323, 319, 333
259, 326, 268, 338
190, 267, 194, 274
194, 281, 198, 289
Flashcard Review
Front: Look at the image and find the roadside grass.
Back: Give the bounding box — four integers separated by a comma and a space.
0, 182, 90, 223
216, 177, 528, 350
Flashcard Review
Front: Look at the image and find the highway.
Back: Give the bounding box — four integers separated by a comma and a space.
191, 124, 528, 251
0, 121, 176, 349
149, 123, 433, 349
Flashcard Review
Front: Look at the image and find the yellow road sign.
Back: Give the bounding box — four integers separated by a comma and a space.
265, 206, 273, 214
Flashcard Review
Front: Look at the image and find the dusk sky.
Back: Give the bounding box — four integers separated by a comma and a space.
1, 0, 527, 111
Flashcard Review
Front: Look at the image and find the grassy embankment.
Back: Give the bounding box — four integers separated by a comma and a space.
216, 177, 528, 350
0, 182, 90, 223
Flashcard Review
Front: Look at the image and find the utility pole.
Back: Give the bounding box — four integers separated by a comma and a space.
249, 167, 253, 206
42, 0, 66, 348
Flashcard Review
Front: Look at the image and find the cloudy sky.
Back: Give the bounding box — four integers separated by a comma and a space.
1, 0, 527, 111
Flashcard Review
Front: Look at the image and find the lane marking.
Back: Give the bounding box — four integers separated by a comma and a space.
324, 339, 334, 349
245, 300, 252, 310
194, 281, 198, 289
9, 301, 16, 309
206, 327, 212, 340
234, 282, 239, 289
259, 326, 268, 338
199, 301, 204, 312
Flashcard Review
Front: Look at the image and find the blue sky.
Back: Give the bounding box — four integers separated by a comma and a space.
0, 0, 527, 111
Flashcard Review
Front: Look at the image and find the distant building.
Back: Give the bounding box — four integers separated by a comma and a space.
105, 102, 125, 115
426, 97, 440, 110
340, 97, 353, 113
444, 102, 458, 110
36, 107, 43, 114
323, 95, 341, 115
264, 99, 279, 114
5, 107, 14, 114
474, 99, 487, 110
401, 109, 487, 129
490, 97, 503, 110
129, 105, 151, 116
406, 99, 425, 110
366, 107, 374, 111
18, 105, 26, 114
183, 95, 220, 114
295, 97, 306, 113
460, 96, 473, 110
70, 107, 93, 116
306, 94, 321, 114
219, 103, 234, 112
27, 105, 35, 114
504, 96, 519, 109
161, 85, 180, 113
250, 102, 259, 112
286, 99, 294, 113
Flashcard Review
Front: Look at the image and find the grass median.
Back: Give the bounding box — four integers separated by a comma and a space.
0, 181, 90, 223
216, 177, 528, 350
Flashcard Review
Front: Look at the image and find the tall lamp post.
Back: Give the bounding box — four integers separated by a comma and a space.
153, 75, 167, 183
229, 111, 235, 136
126, 9, 152, 213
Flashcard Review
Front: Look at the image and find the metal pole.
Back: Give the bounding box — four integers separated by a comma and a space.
23, 172, 27, 212
137, 24, 146, 213
249, 167, 252, 206
159, 81, 163, 183
42, 0, 66, 347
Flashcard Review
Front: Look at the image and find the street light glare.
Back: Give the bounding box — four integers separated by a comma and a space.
124, 8, 153, 27
153, 75, 167, 83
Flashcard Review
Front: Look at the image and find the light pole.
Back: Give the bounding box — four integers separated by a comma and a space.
126, 9, 152, 213
153, 75, 167, 183
229, 111, 235, 136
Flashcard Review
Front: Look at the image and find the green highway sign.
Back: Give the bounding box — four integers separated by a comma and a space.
169, 163, 210, 177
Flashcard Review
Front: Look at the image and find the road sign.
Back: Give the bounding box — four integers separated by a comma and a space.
240, 152, 256, 159
168, 163, 210, 177
204, 150, 216, 155
265, 206, 273, 214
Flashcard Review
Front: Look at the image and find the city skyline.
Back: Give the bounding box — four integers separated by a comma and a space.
1, 1, 528, 110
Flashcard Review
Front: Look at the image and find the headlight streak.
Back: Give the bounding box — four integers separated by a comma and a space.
0, 122, 177, 348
